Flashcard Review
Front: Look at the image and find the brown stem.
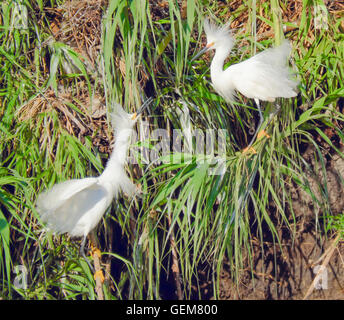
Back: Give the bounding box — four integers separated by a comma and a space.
303, 233, 341, 300
167, 213, 183, 300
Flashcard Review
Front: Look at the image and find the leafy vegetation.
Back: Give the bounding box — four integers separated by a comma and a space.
1, 0, 343, 299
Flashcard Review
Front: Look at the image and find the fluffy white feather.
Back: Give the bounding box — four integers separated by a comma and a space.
36, 104, 140, 238
221, 40, 298, 102
201, 18, 298, 103
193, 18, 299, 148
203, 18, 234, 53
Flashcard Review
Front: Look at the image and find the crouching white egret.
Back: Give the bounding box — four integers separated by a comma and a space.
36, 98, 152, 268
192, 18, 299, 149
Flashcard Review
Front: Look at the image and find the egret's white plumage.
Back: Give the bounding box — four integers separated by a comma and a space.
194, 18, 299, 147
36, 102, 149, 242
201, 18, 298, 103
36, 177, 106, 237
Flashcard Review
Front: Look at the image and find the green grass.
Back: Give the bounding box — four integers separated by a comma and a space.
1, 0, 344, 299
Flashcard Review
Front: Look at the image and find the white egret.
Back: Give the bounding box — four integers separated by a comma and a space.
193, 18, 299, 149
36, 98, 152, 268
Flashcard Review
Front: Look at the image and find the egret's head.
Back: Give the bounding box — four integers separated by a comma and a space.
112, 98, 153, 131
191, 18, 234, 62
130, 112, 138, 121
203, 18, 233, 51
129, 111, 142, 123
130, 97, 153, 121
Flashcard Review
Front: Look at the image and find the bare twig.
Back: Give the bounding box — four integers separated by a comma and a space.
167, 213, 183, 300
303, 234, 341, 300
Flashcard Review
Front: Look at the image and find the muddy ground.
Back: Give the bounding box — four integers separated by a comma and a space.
218, 145, 344, 300
219, 233, 344, 300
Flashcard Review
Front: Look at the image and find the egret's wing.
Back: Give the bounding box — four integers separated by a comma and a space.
37, 177, 99, 234
250, 40, 292, 67
37, 180, 109, 237
230, 41, 298, 100
36, 177, 99, 213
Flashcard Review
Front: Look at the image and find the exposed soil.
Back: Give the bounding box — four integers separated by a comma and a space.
218, 146, 344, 300
219, 233, 344, 300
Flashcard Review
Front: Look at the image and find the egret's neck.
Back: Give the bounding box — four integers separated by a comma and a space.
210, 47, 231, 80
100, 127, 133, 182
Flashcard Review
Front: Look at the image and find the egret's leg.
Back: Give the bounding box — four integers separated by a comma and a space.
89, 232, 104, 285
80, 235, 94, 272
247, 99, 264, 148
266, 103, 281, 127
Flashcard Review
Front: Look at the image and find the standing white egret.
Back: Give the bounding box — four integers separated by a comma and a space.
36, 98, 152, 268
192, 18, 298, 149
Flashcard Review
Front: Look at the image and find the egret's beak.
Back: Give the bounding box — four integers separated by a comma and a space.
132, 97, 154, 120
191, 42, 214, 62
